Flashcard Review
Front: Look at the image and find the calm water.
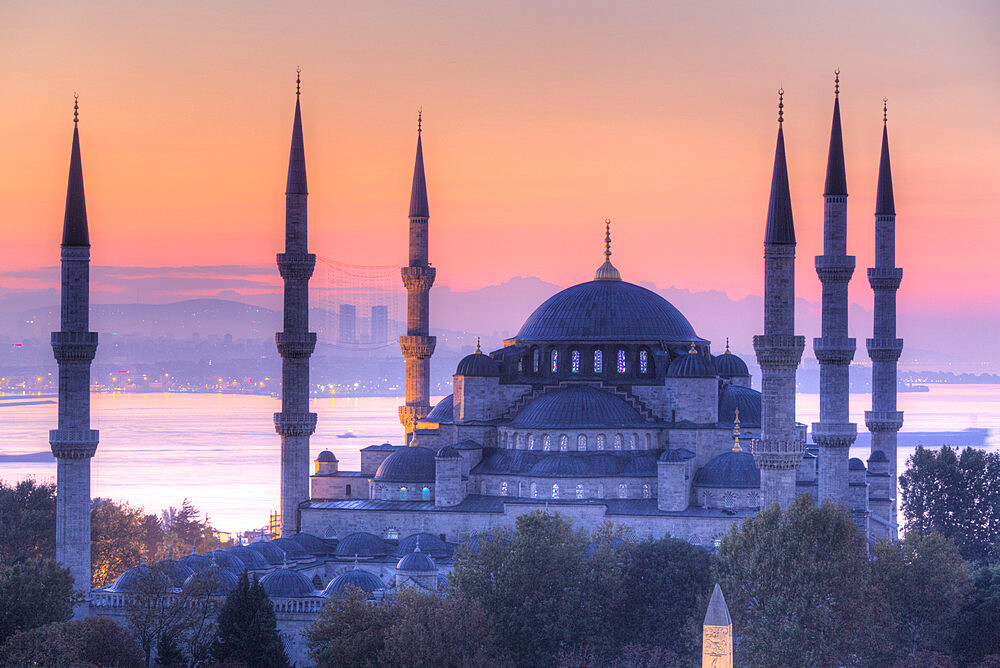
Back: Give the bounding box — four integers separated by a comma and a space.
0, 386, 997, 532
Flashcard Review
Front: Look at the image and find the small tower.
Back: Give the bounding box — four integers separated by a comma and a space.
274, 70, 318, 535
702, 583, 733, 667
813, 70, 857, 507
50, 95, 100, 612
865, 99, 903, 538
399, 111, 437, 436
752, 90, 806, 510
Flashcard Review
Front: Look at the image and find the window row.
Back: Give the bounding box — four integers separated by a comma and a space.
531, 347, 651, 376
501, 431, 655, 451
486, 480, 652, 500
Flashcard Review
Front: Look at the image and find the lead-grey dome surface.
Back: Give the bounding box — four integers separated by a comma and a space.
714, 351, 750, 378
260, 567, 315, 597
397, 532, 450, 558
183, 563, 239, 595
718, 385, 762, 428
373, 446, 437, 483
426, 394, 454, 423
290, 532, 337, 556
322, 568, 384, 598
204, 549, 245, 574
336, 532, 389, 557
514, 280, 698, 342
247, 540, 285, 566
225, 545, 270, 570
666, 351, 716, 378
509, 385, 648, 429
397, 550, 436, 572
456, 352, 500, 377
694, 451, 760, 488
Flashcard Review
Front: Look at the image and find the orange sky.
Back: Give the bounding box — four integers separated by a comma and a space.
1, 1, 998, 313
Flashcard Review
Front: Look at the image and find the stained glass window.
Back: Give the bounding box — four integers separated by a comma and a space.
577, 434, 587, 451
639, 349, 648, 374
551, 350, 559, 373
531, 483, 538, 498
618, 483, 627, 499
559, 435, 568, 451
630, 433, 638, 450
594, 349, 603, 373
543, 434, 552, 451
532, 349, 540, 373
642, 484, 650, 499
614, 433, 624, 450
422, 487, 430, 501
527, 434, 535, 450
576, 484, 584, 499
596, 434, 606, 450
400, 487, 408, 500
552, 484, 560, 499
617, 349, 626, 373
501, 481, 508, 496
571, 350, 580, 373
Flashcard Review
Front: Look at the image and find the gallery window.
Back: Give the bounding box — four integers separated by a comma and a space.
617, 349, 626, 373
639, 349, 649, 374
618, 483, 628, 499
576, 484, 584, 499
400, 487, 408, 500
552, 483, 560, 499
559, 435, 569, 452
422, 487, 430, 501
577, 434, 587, 451
596, 434, 606, 450
501, 481, 508, 496
543, 434, 552, 451
642, 484, 650, 499
532, 348, 540, 373
551, 349, 559, 373
614, 433, 624, 450
571, 350, 581, 373
531, 483, 538, 498
594, 349, 603, 373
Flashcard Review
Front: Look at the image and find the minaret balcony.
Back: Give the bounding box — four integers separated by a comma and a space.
273, 412, 318, 437
751, 438, 805, 470
401, 266, 436, 291
276, 252, 316, 280
815, 255, 856, 283
51, 331, 98, 362
49, 428, 99, 459
753, 335, 805, 368
811, 422, 857, 448
276, 332, 317, 358
399, 335, 436, 358
865, 410, 904, 432
866, 338, 903, 362
813, 337, 856, 365
867, 267, 903, 291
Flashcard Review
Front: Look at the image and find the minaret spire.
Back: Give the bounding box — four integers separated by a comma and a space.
594, 219, 622, 281
274, 71, 317, 535
51, 94, 100, 614
753, 89, 806, 510
399, 112, 436, 435
813, 70, 858, 512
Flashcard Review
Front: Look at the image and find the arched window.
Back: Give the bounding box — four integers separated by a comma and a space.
400, 487, 408, 500
559, 434, 568, 452
614, 433, 624, 450
617, 349, 626, 373
543, 434, 552, 451
422, 487, 430, 501
532, 348, 541, 373
598, 483, 605, 497
630, 433, 638, 450
571, 349, 581, 373
502, 432, 508, 448
501, 481, 508, 496
642, 484, 650, 499
639, 349, 649, 374
531, 482, 538, 498
596, 434, 606, 451
645, 434, 652, 449
527, 434, 535, 450
576, 484, 584, 499
516, 433, 523, 449
345, 484, 352, 497
481, 480, 488, 494
550, 349, 559, 373
594, 349, 603, 373
552, 483, 560, 499
618, 483, 628, 499
518, 482, 525, 497
577, 434, 587, 451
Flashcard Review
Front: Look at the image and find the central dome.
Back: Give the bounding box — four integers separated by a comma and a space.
514, 280, 698, 342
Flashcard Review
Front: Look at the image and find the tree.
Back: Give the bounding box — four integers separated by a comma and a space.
0, 615, 143, 668
558, 643, 685, 668
213, 571, 289, 668
871, 532, 972, 663
900, 445, 1000, 565
715, 495, 885, 667
154, 632, 186, 667
91, 498, 147, 587
0, 558, 78, 646
160, 498, 218, 557
953, 565, 1000, 665
0, 479, 56, 565
307, 587, 390, 667
124, 564, 193, 667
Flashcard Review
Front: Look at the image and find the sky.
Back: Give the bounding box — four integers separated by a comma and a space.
1, 1, 998, 316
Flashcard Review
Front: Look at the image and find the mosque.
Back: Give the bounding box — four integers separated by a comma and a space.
48, 71, 903, 663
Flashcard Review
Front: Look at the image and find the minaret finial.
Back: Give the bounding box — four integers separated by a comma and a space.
883, 97, 888, 125
73, 92, 79, 126
725, 337, 731, 354
594, 219, 621, 281
604, 218, 612, 261
475, 336, 481, 354
834, 68, 840, 97
732, 407, 742, 452
777, 87, 783, 125
296, 66, 301, 97
417, 108, 422, 135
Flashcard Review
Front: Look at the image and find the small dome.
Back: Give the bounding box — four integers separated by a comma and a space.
849, 457, 867, 471
509, 386, 648, 429
397, 533, 450, 558
154, 560, 195, 587
714, 349, 750, 378
177, 551, 212, 572
397, 548, 436, 572
259, 567, 315, 598
247, 540, 285, 566
225, 545, 270, 570
204, 550, 245, 574
456, 350, 500, 377
335, 532, 388, 558
694, 451, 760, 488
718, 385, 762, 428
659, 449, 688, 463
454, 439, 482, 450
869, 450, 889, 463
317, 450, 337, 463
373, 446, 437, 483
436, 445, 461, 459
107, 563, 155, 592
183, 563, 239, 595
290, 532, 337, 556
426, 395, 454, 423
667, 349, 716, 378
322, 568, 384, 598
267, 537, 307, 559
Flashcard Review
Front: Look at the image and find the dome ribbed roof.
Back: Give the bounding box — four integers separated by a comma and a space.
373, 446, 437, 483
247, 540, 285, 565
509, 386, 648, 429
107, 563, 154, 592
397, 533, 450, 558
718, 385, 762, 428
317, 450, 337, 462
514, 280, 697, 342
155, 560, 195, 587
268, 537, 307, 559
714, 351, 750, 378
436, 445, 461, 459
667, 351, 716, 378
397, 549, 436, 572
260, 567, 315, 597
322, 568, 384, 597
694, 451, 760, 488
335, 532, 389, 557
183, 563, 239, 595
659, 449, 689, 463
290, 532, 337, 556
426, 395, 454, 423
456, 352, 500, 377
204, 550, 245, 574
177, 552, 212, 572
225, 545, 270, 569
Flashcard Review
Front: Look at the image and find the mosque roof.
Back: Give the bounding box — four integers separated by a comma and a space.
694, 451, 760, 488
225, 545, 270, 569
183, 563, 239, 595
361, 443, 401, 452
508, 385, 648, 429
456, 351, 501, 377
260, 567, 315, 597
373, 446, 437, 483
659, 449, 689, 463
106, 563, 154, 592
247, 540, 286, 565
322, 568, 384, 598
436, 445, 461, 459
513, 280, 698, 343
473, 450, 659, 478
666, 350, 717, 378
177, 551, 212, 572
397, 549, 436, 572
317, 450, 337, 463
714, 350, 750, 378
454, 439, 483, 450
396, 533, 451, 558
290, 532, 338, 556
426, 395, 454, 423
869, 450, 889, 463
335, 532, 389, 558
718, 385, 762, 428
155, 560, 195, 587
267, 537, 307, 559
849, 458, 867, 471
204, 549, 245, 574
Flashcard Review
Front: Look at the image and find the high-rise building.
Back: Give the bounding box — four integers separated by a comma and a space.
339, 304, 357, 344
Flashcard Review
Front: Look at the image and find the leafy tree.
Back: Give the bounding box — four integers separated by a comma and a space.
892, 650, 959, 668
558, 643, 685, 668
900, 446, 1000, 565
124, 564, 193, 667
953, 565, 1000, 665
871, 532, 972, 663
160, 498, 218, 556
154, 632, 186, 667
307, 587, 388, 667
0, 479, 56, 565
715, 495, 885, 667
213, 571, 289, 668
0, 616, 143, 668
0, 558, 78, 646
91, 498, 147, 587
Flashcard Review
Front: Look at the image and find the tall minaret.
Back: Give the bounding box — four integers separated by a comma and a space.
398, 112, 436, 437
813, 70, 857, 506
274, 70, 317, 535
865, 99, 903, 537
753, 90, 806, 510
50, 95, 99, 608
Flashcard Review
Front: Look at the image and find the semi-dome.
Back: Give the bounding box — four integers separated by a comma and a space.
397, 532, 450, 558
397, 548, 436, 572
225, 545, 270, 569
247, 540, 285, 566
666, 349, 716, 378
514, 280, 698, 343
436, 445, 461, 459
204, 549, 245, 574
259, 567, 315, 597
373, 446, 437, 483
426, 395, 454, 423
714, 350, 750, 378
718, 385, 762, 428
455, 350, 500, 377
694, 451, 760, 488
335, 532, 389, 558
183, 563, 239, 595
317, 450, 337, 463
290, 532, 337, 556
509, 385, 648, 429
322, 568, 384, 598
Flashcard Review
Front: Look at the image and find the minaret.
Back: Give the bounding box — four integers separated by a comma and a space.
752, 90, 806, 510
50, 94, 99, 610
702, 584, 733, 667
813, 70, 857, 506
398, 112, 436, 437
274, 70, 317, 535
865, 99, 903, 537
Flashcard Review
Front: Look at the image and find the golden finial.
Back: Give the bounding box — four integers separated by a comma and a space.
417, 108, 422, 135
725, 337, 731, 354
834, 68, 840, 97
777, 87, 783, 125
732, 408, 742, 452
604, 219, 612, 260
296, 66, 301, 96
73, 92, 79, 126
883, 97, 888, 125
475, 336, 482, 354
688, 340, 697, 354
